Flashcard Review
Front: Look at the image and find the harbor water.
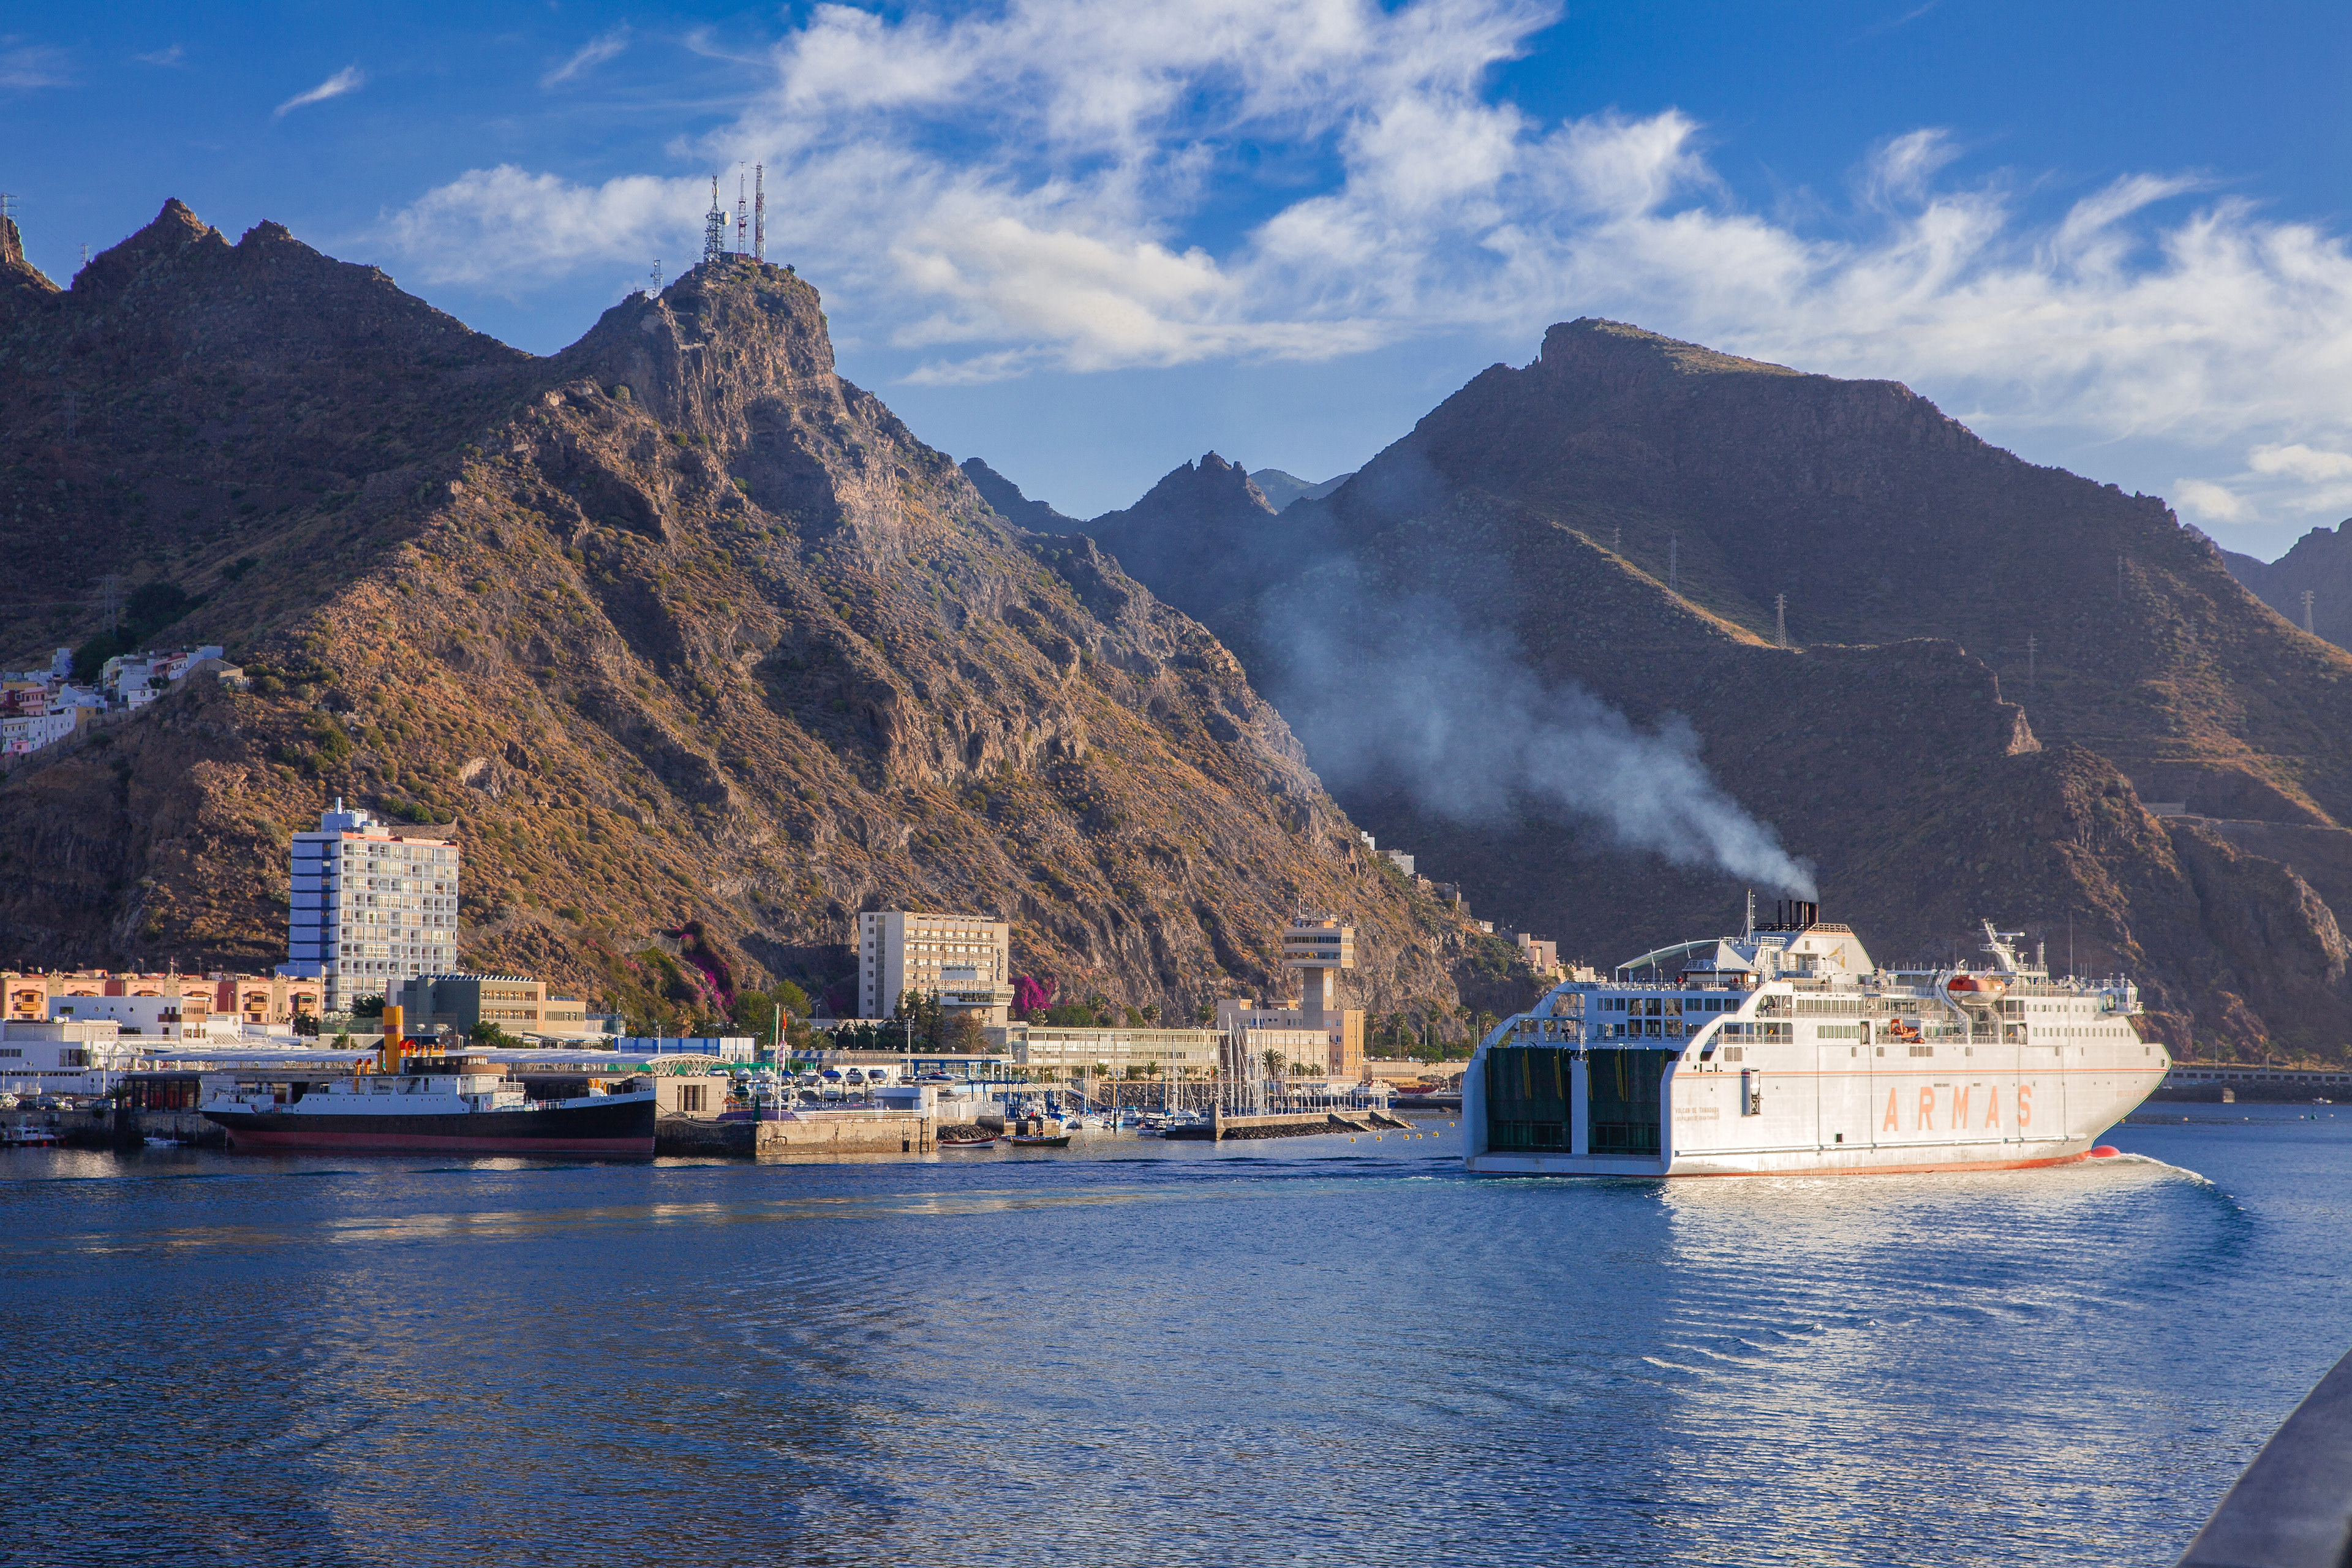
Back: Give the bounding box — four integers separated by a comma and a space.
4, 1107, 2348, 1566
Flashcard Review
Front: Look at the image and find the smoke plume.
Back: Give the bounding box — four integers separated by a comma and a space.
1274, 594, 1817, 898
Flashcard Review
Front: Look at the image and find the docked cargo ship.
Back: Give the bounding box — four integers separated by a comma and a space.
1464, 905, 2167, 1177
202, 1053, 657, 1155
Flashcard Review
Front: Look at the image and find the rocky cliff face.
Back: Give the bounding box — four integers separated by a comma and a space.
0, 203, 1513, 1028
1080, 318, 2352, 1058
960, 458, 1080, 533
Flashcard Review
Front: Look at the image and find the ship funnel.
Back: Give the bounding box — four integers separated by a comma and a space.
380, 1003, 405, 1073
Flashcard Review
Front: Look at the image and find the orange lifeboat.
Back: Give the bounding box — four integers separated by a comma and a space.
1947, 974, 2009, 1000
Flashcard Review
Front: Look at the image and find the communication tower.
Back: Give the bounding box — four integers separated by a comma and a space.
647, 259, 662, 297
753, 164, 765, 261
1774, 593, 1787, 649
703, 177, 726, 264
2026, 632, 2037, 685
2304, 590, 2316, 634
734, 164, 748, 252
1668, 533, 1678, 593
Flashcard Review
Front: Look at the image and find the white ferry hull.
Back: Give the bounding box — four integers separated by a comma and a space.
1464, 914, 2169, 1179
1468, 1055, 2165, 1177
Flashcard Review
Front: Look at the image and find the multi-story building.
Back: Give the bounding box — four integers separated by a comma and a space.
992, 1023, 1221, 1077
1212, 913, 1367, 1082
392, 973, 613, 1042
281, 799, 461, 1013
856, 910, 1011, 1019
46, 992, 216, 1041
4, 971, 324, 1027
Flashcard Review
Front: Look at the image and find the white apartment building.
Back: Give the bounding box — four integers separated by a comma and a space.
280, 799, 461, 1013
47, 993, 214, 1041
857, 910, 1010, 1019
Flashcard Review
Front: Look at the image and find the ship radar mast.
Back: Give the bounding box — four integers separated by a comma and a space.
1979, 920, 2029, 974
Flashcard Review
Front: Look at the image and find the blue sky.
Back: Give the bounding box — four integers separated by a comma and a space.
6, 2, 2351, 546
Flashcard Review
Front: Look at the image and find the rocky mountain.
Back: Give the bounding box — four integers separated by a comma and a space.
959, 457, 1080, 533
1076, 318, 2352, 1060
1249, 468, 1351, 512
2225, 524, 2352, 652
1084, 454, 1284, 603
0, 203, 1518, 1031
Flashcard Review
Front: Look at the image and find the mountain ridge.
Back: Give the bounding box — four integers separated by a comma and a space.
0, 202, 1520, 1033
1072, 317, 2352, 1058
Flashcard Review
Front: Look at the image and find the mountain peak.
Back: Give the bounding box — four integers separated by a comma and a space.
1121, 451, 1274, 519
1537, 317, 1806, 383
0, 216, 58, 309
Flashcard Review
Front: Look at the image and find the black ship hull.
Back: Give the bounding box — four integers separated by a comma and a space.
202, 1095, 657, 1155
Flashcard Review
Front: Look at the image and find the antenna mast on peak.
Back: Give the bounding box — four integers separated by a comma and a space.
734, 163, 748, 253
647, 259, 662, 297
703, 177, 726, 265
753, 163, 765, 262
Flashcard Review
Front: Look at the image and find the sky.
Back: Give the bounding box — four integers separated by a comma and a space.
5, 2, 2351, 549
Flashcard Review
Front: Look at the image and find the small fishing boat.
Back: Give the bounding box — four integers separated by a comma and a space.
1008, 1133, 1071, 1148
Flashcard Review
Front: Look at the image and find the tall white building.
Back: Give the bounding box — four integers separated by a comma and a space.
857, 910, 1010, 1020
279, 799, 461, 1012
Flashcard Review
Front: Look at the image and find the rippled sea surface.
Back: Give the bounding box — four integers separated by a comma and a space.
5, 1106, 2350, 1566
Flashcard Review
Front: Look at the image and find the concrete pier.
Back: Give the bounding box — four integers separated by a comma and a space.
1169, 1109, 1416, 1141
654, 1110, 934, 1158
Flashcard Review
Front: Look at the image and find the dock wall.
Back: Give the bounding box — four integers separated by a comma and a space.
654, 1111, 934, 1158
1188, 1109, 1414, 1141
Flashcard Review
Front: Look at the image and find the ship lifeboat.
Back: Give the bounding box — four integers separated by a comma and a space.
1947, 974, 2008, 1000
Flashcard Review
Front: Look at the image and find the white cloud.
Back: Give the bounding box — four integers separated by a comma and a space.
0, 39, 73, 91
275, 65, 364, 118
135, 44, 186, 68
377, 0, 2352, 528
2249, 443, 2352, 483
544, 28, 630, 88
2173, 478, 2250, 524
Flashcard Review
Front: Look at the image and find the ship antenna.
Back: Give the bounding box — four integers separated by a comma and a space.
1744, 890, 1754, 941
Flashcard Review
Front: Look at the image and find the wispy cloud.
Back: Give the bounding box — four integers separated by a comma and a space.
136, 43, 186, 67
1860, 1, 1941, 38
377, 0, 2352, 532
0, 38, 73, 91
274, 64, 364, 118
543, 26, 630, 88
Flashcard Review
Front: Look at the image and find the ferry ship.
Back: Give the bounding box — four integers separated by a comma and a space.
1464, 904, 2167, 1177
202, 1053, 657, 1156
